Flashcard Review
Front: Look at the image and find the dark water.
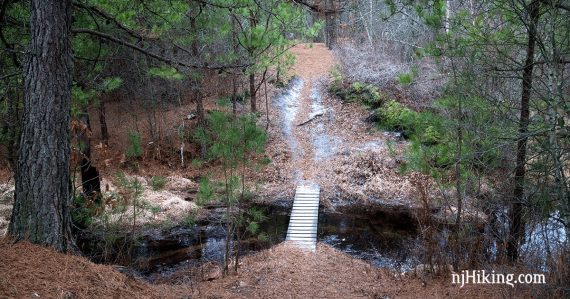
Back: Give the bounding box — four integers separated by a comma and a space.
318, 211, 417, 271
133, 206, 418, 277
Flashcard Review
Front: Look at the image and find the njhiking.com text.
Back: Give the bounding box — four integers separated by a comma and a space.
452, 270, 546, 288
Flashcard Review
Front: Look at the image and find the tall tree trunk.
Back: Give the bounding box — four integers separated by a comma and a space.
9, 0, 73, 252
249, 72, 257, 112
248, 9, 258, 113
190, 14, 207, 157
231, 17, 239, 116
98, 101, 109, 144
325, 0, 338, 49
455, 106, 463, 227
507, 0, 540, 262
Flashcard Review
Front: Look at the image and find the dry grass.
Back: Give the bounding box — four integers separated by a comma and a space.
334, 42, 443, 108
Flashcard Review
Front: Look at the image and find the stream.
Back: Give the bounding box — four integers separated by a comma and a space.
132, 205, 418, 278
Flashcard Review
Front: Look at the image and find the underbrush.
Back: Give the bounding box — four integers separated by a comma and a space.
410, 174, 570, 298
329, 75, 388, 109
329, 70, 504, 176
333, 42, 443, 104
73, 173, 195, 266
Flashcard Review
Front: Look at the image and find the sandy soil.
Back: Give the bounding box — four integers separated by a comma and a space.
0, 180, 13, 236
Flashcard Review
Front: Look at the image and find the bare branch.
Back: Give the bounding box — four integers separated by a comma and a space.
291, 0, 346, 14
73, 1, 152, 41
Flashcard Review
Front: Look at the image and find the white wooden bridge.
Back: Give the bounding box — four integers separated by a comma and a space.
286, 183, 320, 251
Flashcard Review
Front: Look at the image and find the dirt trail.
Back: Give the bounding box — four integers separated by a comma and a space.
287, 44, 336, 182
263, 43, 420, 208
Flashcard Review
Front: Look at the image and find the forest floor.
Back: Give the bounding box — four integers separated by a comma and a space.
1, 239, 532, 299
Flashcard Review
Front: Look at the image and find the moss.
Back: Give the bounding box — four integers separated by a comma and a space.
377, 100, 418, 138
352, 82, 365, 93
329, 80, 387, 109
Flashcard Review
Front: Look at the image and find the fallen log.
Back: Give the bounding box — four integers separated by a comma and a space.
298, 110, 324, 126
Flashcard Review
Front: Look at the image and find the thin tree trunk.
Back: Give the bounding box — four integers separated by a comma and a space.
445, 0, 451, 33
232, 75, 238, 116
3, 88, 19, 171
196, 89, 207, 158
9, 0, 74, 251
231, 17, 239, 116
507, 0, 540, 262
98, 101, 109, 144
190, 15, 207, 158
455, 108, 463, 227
223, 167, 231, 276
325, 0, 332, 49
249, 72, 257, 112
265, 79, 270, 131
78, 112, 101, 202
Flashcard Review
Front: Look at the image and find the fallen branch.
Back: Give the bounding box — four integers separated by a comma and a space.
298, 111, 324, 126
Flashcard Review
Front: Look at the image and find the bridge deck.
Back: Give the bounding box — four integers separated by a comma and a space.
286, 184, 320, 251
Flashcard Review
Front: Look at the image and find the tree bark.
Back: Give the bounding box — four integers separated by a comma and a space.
8, 0, 74, 252
325, 0, 338, 49
507, 0, 540, 262
231, 17, 239, 116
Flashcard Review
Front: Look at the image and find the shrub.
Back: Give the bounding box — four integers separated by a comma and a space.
330, 64, 343, 88
359, 84, 386, 108
181, 213, 196, 227
150, 175, 166, 191
404, 138, 454, 175
377, 100, 419, 138
125, 131, 142, 159
330, 80, 386, 108
397, 72, 413, 85
71, 194, 97, 228
352, 81, 365, 93
422, 125, 442, 145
